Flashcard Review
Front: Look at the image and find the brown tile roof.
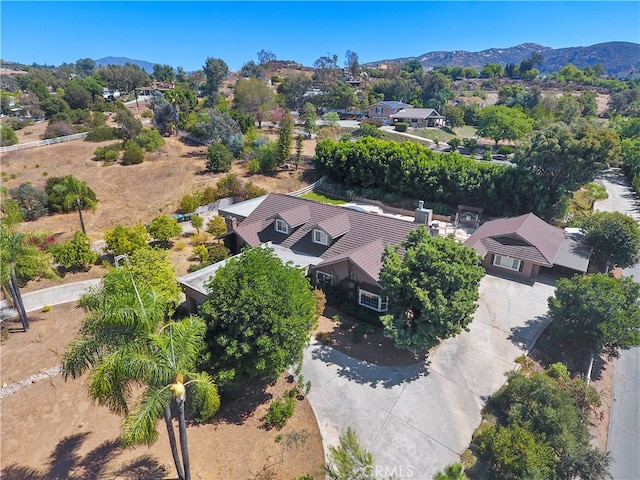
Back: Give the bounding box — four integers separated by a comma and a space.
315, 212, 351, 239
233, 194, 419, 282
464, 213, 564, 267
277, 204, 310, 228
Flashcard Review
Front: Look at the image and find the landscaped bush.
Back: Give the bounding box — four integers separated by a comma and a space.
135, 128, 165, 151
206, 143, 233, 172
50, 231, 98, 270
497, 145, 515, 155
264, 390, 297, 429
93, 144, 121, 161
9, 183, 49, 221
44, 121, 76, 139
85, 126, 121, 142
247, 159, 261, 174
0, 124, 18, 146
121, 140, 144, 165
394, 122, 408, 132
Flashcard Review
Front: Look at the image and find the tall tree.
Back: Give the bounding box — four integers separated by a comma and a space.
257, 49, 276, 65
233, 77, 275, 128
62, 268, 219, 480
115, 107, 143, 141
202, 57, 229, 100
344, 49, 360, 78
477, 105, 533, 145
277, 72, 312, 110
75, 58, 96, 78
582, 211, 640, 269
313, 53, 339, 89
45, 175, 98, 234
548, 274, 640, 383
200, 246, 318, 386
303, 102, 318, 138
276, 110, 294, 165
147, 214, 183, 247
153, 64, 176, 83
380, 226, 485, 352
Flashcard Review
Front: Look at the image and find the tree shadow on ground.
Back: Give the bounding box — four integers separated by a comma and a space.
310, 341, 427, 389
1, 432, 166, 480
214, 377, 273, 425
508, 315, 551, 352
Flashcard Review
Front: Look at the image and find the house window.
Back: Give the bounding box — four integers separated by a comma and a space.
375, 107, 383, 114
275, 218, 289, 234
493, 254, 522, 272
358, 288, 388, 312
316, 271, 333, 288
313, 229, 329, 245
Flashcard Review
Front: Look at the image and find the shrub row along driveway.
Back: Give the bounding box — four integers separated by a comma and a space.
302, 273, 557, 479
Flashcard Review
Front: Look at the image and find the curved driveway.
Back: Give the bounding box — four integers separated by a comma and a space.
302, 273, 556, 479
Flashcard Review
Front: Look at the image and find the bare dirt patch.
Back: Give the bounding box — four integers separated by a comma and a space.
0, 302, 325, 480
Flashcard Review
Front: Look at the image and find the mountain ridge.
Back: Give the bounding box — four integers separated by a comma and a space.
364, 41, 640, 77
94, 56, 156, 73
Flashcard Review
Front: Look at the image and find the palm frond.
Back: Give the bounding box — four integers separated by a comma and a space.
121, 385, 172, 447
87, 351, 138, 416
185, 371, 221, 423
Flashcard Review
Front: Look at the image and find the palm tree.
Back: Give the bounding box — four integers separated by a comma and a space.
0, 220, 56, 331
62, 268, 219, 480
51, 175, 98, 235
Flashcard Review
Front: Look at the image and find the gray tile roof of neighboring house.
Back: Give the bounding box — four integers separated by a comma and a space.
315, 212, 351, 239
370, 101, 412, 109
391, 108, 443, 119
277, 204, 311, 228
233, 194, 419, 283
554, 229, 591, 273
464, 213, 565, 267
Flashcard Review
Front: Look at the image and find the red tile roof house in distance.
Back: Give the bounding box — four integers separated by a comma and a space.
179, 194, 425, 314
464, 213, 591, 279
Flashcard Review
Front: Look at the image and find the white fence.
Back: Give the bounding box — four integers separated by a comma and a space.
288, 175, 327, 197
0, 132, 88, 153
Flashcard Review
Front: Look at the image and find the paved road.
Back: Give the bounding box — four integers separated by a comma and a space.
302, 274, 556, 479
596, 169, 640, 480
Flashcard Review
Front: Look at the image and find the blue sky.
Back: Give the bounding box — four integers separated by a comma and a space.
2, 1, 639, 72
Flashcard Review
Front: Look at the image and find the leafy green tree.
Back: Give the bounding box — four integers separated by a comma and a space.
513, 122, 620, 218
0, 224, 56, 330
202, 57, 229, 99
147, 214, 183, 246
153, 63, 176, 83
477, 105, 533, 145
206, 216, 227, 237
190, 214, 203, 234
192, 109, 241, 145
115, 107, 143, 141
62, 267, 219, 480
75, 58, 96, 78
44, 175, 98, 234
326, 79, 357, 112
150, 92, 176, 135
233, 77, 275, 128
582, 211, 640, 268
325, 427, 377, 480
9, 183, 49, 221
313, 53, 339, 89
303, 102, 318, 137
0, 124, 18, 146
128, 247, 183, 312
200, 246, 317, 386
41, 96, 71, 119
295, 134, 304, 169
135, 128, 165, 151
104, 223, 149, 256
322, 112, 340, 128
206, 143, 233, 173
51, 230, 98, 269
380, 226, 485, 351
276, 110, 294, 165
257, 141, 278, 172
63, 81, 91, 110
548, 274, 640, 383
277, 72, 313, 111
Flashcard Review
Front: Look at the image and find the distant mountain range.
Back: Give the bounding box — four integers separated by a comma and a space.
364, 42, 640, 78
94, 56, 156, 73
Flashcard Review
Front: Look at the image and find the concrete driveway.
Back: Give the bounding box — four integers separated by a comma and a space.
301, 273, 556, 479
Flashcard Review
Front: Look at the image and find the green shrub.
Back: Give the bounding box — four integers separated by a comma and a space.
361, 118, 383, 127
265, 390, 297, 429
394, 122, 408, 132
206, 143, 233, 172
85, 126, 121, 142
135, 128, 165, 151
93, 144, 121, 161
122, 140, 144, 165
6, 118, 33, 131
247, 159, 261, 174
497, 145, 515, 155
0, 124, 18, 146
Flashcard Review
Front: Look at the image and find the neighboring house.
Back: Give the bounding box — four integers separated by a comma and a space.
136, 81, 175, 96
180, 194, 423, 313
464, 213, 591, 279
367, 101, 412, 126
389, 108, 445, 128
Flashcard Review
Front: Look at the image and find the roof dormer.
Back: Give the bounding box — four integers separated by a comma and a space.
273, 205, 311, 235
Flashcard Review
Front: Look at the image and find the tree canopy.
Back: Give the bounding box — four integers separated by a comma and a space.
477, 105, 533, 145
147, 214, 183, 245
233, 77, 275, 128
380, 226, 485, 351
548, 273, 640, 360
200, 246, 318, 386
582, 211, 640, 268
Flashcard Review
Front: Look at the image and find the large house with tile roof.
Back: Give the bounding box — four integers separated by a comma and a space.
464, 213, 591, 279
180, 194, 422, 313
